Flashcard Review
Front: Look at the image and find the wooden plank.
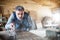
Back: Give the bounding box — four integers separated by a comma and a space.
16, 31, 43, 40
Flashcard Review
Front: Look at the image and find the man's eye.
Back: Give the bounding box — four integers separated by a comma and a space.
21, 13, 23, 15
18, 13, 20, 15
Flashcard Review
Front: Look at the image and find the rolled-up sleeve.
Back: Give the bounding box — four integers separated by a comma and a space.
5, 13, 14, 29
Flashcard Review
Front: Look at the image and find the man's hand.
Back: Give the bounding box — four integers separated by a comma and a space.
10, 23, 15, 31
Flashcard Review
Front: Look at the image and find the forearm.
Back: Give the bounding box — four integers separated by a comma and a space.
5, 13, 14, 29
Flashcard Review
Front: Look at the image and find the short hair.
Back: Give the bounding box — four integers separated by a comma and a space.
15, 6, 24, 11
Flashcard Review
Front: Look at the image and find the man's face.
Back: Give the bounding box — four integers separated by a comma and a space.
16, 10, 24, 19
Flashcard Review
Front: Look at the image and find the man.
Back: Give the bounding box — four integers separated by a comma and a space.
5, 6, 37, 31
4, 6, 37, 40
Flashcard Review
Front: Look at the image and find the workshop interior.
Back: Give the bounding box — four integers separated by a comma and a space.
0, 0, 60, 40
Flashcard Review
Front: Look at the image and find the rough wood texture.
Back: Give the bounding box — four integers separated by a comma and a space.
16, 31, 43, 40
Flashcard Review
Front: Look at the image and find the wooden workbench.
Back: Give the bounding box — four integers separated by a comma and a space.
16, 31, 43, 40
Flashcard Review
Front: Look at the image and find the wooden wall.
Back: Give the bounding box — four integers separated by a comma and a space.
0, 0, 60, 23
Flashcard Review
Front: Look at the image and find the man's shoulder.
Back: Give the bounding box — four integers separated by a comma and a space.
12, 11, 17, 20
24, 12, 29, 16
13, 11, 15, 14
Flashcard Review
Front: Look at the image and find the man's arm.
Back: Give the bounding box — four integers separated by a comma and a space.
28, 16, 37, 30
5, 13, 14, 30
